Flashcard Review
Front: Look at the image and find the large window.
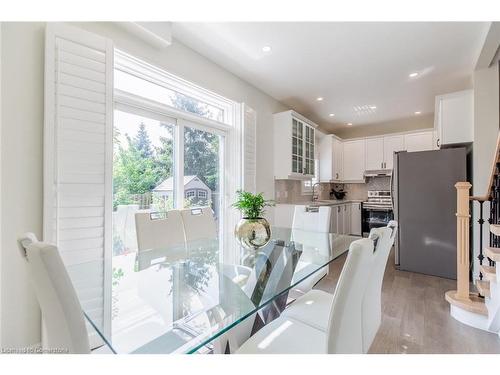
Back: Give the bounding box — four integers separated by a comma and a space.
111, 51, 235, 336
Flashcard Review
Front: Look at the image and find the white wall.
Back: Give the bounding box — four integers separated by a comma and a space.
0, 22, 288, 348
1, 22, 45, 348
472, 63, 499, 277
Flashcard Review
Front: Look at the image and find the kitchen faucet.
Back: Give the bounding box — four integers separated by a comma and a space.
311, 182, 320, 202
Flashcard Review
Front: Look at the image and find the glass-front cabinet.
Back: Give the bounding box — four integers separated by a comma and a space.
274, 110, 317, 179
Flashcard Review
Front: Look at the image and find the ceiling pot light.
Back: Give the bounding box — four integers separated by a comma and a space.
369, 105, 377, 110
347, 123, 353, 126
262, 46, 272, 53
409, 72, 419, 78
414, 111, 421, 115
316, 97, 324, 101
329, 113, 335, 117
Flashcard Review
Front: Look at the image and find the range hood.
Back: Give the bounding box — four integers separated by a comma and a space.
364, 169, 392, 177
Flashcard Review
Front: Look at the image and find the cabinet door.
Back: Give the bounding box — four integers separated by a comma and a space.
337, 205, 345, 234
404, 131, 434, 152
319, 136, 333, 182
333, 139, 343, 181
383, 135, 404, 169
343, 139, 366, 181
350, 203, 362, 236
365, 138, 384, 170
437, 90, 473, 145
343, 204, 351, 235
303, 125, 315, 176
291, 119, 304, 174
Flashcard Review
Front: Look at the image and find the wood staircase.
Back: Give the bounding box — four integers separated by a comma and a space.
445, 132, 500, 335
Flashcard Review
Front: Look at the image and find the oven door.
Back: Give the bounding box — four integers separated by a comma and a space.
362, 207, 394, 237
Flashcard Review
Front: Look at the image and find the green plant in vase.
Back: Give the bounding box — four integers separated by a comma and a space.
232, 190, 275, 250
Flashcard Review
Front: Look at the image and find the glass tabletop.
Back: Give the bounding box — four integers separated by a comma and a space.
75, 226, 359, 354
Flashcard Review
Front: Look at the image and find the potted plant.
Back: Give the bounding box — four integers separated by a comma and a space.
232, 190, 275, 250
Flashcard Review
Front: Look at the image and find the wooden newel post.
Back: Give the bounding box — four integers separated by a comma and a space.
455, 182, 472, 301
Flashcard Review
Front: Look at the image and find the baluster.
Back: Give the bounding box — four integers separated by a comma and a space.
478, 200, 485, 280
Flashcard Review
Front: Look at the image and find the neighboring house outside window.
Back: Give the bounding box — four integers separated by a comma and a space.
152, 175, 212, 207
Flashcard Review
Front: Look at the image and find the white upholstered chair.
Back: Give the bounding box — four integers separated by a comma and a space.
18, 233, 91, 354
179, 206, 218, 241
362, 220, 398, 352
289, 205, 332, 298
237, 237, 377, 353
278, 221, 398, 352
135, 210, 186, 252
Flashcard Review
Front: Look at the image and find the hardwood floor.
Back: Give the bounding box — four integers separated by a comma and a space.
314, 248, 500, 354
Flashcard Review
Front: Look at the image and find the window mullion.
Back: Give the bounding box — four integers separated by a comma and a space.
175, 120, 185, 209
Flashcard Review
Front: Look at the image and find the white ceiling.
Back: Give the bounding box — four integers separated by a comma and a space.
172, 22, 489, 132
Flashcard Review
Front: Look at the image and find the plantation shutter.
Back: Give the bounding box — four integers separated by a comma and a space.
43, 23, 113, 346
242, 104, 257, 193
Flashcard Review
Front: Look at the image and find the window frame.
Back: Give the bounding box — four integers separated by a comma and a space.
113, 50, 242, 265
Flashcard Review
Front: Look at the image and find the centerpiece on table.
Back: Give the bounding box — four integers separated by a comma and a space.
233, 190, 275, 250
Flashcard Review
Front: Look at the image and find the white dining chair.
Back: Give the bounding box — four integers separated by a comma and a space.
179, 206, 218, 241
362, 220, 398, 352
135, 210, 186, 252
236, 237, 377, 353
18, 233, 91, 354
279, 221, 398, 352
289, 205, 332, 298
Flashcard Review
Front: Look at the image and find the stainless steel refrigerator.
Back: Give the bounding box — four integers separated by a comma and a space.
392, 148, 467, 279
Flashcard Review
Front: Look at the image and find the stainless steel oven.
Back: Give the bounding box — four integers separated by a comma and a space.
362, 190, 393, 237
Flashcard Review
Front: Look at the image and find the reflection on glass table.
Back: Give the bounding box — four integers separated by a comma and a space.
74, 227, 359, 354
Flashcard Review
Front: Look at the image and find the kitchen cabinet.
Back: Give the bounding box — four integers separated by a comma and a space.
365, 138, 384, 170
273, 110, 318, 180
343, 139, 366, 182
365, 135, 404, 170
319, 135, 343, 182
350, 202, 362, 236
434, 89, 473, 147
343, 204, 351, 235
404, 131, 434, 152
383, 135, 405, 169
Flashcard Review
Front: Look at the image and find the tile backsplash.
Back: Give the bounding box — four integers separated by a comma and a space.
274, 176, 391, 204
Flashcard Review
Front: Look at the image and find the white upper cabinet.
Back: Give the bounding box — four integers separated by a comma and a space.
365, 135, 404, 170
319, 135, 343, 182
343, 139, 366, 182
434, 89, 474, 147
404, 131, 434, 152
383, 135, 405, 169
274, 110, 317, 180
365, 138, 384, 170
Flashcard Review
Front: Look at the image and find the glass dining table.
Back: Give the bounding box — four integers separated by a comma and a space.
79, 226, 359, 354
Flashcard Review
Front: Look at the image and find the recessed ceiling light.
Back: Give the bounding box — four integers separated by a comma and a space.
414, 111, 421, 115
262, 46, 272, 53
347, 122, 353, 126
369, 105, 377, 110
409, 72, 419, 78
316, 97, 324, 101
329, 113, 335, 117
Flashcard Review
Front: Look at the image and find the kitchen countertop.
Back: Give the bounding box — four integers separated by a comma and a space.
276, 199, 365, 206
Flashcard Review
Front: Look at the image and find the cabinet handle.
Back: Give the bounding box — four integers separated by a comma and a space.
436, 138, 440, 148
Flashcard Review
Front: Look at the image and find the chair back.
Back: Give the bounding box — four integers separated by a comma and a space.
361, 221, 398, 352
180, 206, 217, 241
326, 237, 376, 353
135, 210, 185, 252
19, 233, 90, 354
292, 205, 331, 233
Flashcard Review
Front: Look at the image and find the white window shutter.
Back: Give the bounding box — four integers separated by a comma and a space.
242, 104, 257, 193
44, 23, 113, 346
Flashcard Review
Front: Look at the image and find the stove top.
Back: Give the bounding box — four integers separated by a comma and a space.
363, 190, 393, 210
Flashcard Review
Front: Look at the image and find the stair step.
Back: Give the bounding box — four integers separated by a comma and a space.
480, 265, 497, 282
490, 224, 500, 236
445, 291, 488, 316
485, 246, 500, 262
476, 280, 491, 298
